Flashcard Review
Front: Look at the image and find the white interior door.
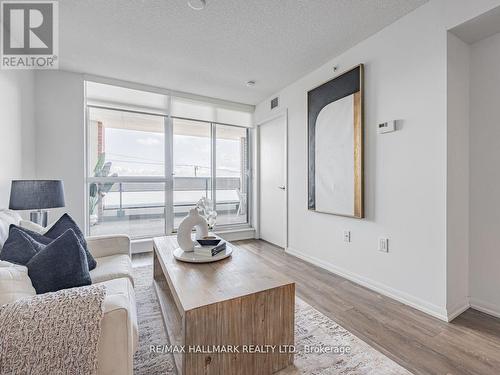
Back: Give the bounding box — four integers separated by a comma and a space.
259, 114, 287, 248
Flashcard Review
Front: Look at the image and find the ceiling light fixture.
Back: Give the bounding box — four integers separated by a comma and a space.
188, 0, 206, 10
246, 80, 256, 87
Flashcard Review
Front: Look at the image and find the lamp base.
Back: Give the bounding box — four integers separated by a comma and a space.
30, 211, 48, 227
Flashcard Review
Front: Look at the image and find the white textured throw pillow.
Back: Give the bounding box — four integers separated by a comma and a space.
0, 261, 36, 306
19, 219, 47, 234
0, 210, 22, 249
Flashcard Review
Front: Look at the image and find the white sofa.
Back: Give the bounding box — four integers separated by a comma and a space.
0, 210, 138, 375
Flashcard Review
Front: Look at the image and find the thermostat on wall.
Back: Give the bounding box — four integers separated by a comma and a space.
378, 121, 396, 134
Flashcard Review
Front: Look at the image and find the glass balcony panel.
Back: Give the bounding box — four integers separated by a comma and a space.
88, 182, 165, 238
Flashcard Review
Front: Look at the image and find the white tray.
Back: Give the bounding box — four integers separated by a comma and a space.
173, 245, 233, 263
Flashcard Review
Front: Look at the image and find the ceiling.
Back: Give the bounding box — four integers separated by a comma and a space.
60, 0, 428, 105
450, 5, 500, 44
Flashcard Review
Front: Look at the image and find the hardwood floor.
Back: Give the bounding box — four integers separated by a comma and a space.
133, 240, 500, 375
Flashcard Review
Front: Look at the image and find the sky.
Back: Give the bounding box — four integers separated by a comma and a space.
103, 128, 242, 178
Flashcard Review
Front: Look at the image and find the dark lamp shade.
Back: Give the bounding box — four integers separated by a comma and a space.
9, 180, 65, 210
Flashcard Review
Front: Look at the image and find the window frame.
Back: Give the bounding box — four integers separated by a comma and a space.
213, 122, 251, 228
84, 99, 252, 240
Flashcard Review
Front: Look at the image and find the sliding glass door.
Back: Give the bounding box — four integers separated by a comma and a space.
85, 81, 252, 240
172, 118, 212, 229
171, 119, 250, 230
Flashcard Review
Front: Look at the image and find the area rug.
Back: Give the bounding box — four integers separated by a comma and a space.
133, 265, 411, 374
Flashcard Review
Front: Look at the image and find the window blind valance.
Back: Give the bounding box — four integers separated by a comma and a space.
86, 81, 254, 127
171, 97, 253, 127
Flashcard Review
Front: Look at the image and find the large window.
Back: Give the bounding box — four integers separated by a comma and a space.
85, 82, 252, 239
87, 107, 167, 238
88, 108, 165, 177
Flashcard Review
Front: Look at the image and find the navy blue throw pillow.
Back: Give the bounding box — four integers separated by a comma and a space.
9, 225, 53, 245
44, 213, 96, 270
9, 214, 97, 271
27, 229, 92, 294
0, 227, 45, 265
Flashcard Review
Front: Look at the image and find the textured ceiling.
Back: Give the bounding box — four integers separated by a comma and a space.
60, 0, 428, 105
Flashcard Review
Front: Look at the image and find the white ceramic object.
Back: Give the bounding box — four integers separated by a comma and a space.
173, 245, 233, 263
176, 208, 209, 252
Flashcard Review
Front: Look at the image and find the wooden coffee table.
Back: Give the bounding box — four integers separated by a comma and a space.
153, 236, 295, 375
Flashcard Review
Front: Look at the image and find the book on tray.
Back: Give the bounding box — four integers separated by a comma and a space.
194, 241, 227, 257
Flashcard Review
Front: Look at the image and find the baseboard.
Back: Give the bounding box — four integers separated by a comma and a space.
215, 228, 256, 242
470, 298, 500, 319
131, 238, 153, 254
446, 301, 470, 322
130, 228, 256, 254
285, 247, 449, 321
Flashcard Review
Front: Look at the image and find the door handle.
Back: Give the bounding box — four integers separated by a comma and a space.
278, 185, 286, 190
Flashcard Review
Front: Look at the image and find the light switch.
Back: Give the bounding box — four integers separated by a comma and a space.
343, 230, 351, 243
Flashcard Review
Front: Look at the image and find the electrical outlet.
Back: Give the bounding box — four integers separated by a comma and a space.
378, 238, 389, 252
343, 230, 351, 243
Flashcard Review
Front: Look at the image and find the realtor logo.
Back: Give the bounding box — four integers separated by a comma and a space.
1, 1, 58, 69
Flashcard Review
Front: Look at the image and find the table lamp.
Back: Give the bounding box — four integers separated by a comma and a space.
9, 180, 65, 227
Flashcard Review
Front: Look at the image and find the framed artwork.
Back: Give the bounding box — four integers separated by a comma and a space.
307, 64, 364, 218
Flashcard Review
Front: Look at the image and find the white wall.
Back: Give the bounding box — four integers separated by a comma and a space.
444, 0, 500, 30
446, 32, 470, 318
469, 32, 500, 317
255, 0, 500, 320
256, 1, 449, 319
34, 71, 86, 228
0, 71, 36, 208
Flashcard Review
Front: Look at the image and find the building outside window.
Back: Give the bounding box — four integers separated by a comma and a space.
85, 81, 252, 239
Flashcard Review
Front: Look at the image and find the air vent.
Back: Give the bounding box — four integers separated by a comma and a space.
271, 97, 279, 110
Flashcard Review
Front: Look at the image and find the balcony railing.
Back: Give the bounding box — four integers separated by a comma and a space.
102, 176, 242, 210
89, 177, 247, 237
93, 177, 246, 220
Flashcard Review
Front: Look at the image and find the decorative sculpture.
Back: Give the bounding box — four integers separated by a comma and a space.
196, 197, 217, 229
177, 208, 209, 252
